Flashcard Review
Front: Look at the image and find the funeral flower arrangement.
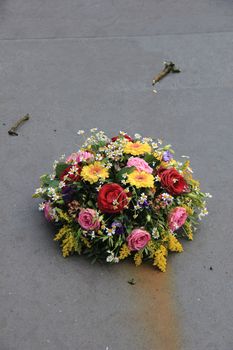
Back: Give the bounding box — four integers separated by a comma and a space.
33, 129, 210, 271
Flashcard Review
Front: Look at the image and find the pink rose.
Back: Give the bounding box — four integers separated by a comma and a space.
44, 202, 55, 222
168, 207, 188, 232
127, 228, 151, 251
77, 208, 100, 231
127, 157, 153, 174
66, 151, 93, 163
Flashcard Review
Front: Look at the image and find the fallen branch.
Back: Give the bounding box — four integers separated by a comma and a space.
8, 114, 30, 136
152, 61, 180, 86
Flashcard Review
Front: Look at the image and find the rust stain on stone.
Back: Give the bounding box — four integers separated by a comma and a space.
133, 264, 182, 350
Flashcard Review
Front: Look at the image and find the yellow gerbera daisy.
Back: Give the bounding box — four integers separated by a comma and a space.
81, 161, 109, 184
127, 170, 155, 188
124, 142, 151, 156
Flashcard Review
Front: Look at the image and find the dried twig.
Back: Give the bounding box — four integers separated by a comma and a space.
127, 278, 136, 285
152, 61, 180, 86
8, 114, 30, 136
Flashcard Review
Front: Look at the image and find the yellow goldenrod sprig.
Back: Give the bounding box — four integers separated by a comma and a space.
134, 251, 143, 267
118, 244, 131, 260
61, 233, 78, 257
168, 234, 183, 252
184, 221, 193, 240
153, 245, 167, 272
54, 225, 72, 241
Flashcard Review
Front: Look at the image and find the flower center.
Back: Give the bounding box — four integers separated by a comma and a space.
136, 174, 146, 181
90, 165, 102, 175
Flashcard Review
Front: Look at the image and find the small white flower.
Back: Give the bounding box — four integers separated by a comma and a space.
95, 154, 103, 161
96, 185, 102, 192
198, 208, 209, 220
77, 130, 85, 135
205, 193, 212, 198
90, 231, 96, 239
58, 181, 66, 189
152, 228, 160, 239
134, 133, 141, 139
53, 160, 59, 170
52, 194, 60, 201
105, 163, 112, 169
157, 139, 163, 145
106, 251, 119, 263
181, 155, 190, 158
187, 167, 193, 173
152, 142, 158, 149
90, 128, 98, 133
134, 205, 141, 210
38, 203, 45, 211
142, 137, 152, 143
35, 187, 43, 195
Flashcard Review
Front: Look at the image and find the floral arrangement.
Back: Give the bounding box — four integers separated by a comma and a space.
33, 129, 210, 271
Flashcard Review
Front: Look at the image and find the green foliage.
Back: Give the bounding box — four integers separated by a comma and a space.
55, 163, 69, 178
116, 166, 135, 180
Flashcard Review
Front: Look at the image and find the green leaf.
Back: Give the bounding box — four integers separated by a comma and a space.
116, 166, 135, 180
48, 179, 60, 188
55, 163, 69, 178
40, 174, 51, 185
144, 154, 156, 164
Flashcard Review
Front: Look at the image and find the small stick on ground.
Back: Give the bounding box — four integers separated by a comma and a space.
8, 114, 30, 136
152, 61, 180, 86
128, 278, 136, 285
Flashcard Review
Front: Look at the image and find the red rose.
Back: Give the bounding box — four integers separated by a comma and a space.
157, 167, 189, 195
97, 183, 129, 213
60, 165, 81, 182
111, 134, 133, 142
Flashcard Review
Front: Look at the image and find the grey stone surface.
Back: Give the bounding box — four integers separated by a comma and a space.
0, 0, 233, 39
0, 1, 233, 349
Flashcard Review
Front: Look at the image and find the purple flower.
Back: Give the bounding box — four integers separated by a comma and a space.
163, 151, 173, 162
141, 200, 149, 208
62, 186, 75, 203
111, 221, 125, 235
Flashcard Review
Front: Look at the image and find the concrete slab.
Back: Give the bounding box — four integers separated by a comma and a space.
0, 0, 233, 39
0, 7, 233, 350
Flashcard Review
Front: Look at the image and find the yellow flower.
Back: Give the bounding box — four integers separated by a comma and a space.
124, 141, 151, 156
61, 233, 78, 257
184, 222, 193, 240
181, 204, 194, 216
153, 151, 163, 161
80, 236, 92, 248
54, 225, 72, 241
127, 170, 155, 188
153, 245, 167, 272
81, 161, 109, 184
168, 234, 183, 252
134, 252, 143, 266
118, 243, 131, 260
